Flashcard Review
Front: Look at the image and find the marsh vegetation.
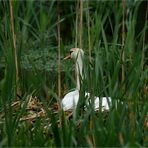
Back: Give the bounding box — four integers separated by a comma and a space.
0, 0, 148, 147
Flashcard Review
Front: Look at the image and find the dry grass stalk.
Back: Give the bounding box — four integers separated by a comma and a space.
86, 135, 94, 148
86, 3, 94, 145
119, 132, 124, 146
79, 0, 83, 49
87, 0, 91, 61
75, 0, 79, 47
57, 0, 61, 108
57, 1, 62, 128
20, 109, 45, 122
9, 0, 19, 95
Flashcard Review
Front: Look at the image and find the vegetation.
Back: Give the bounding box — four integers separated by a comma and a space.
0, 0, 148, 147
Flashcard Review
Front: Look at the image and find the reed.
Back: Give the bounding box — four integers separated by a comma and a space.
0, 0, 147, 147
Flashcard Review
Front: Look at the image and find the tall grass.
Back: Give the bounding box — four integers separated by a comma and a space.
0, 0, 148, 147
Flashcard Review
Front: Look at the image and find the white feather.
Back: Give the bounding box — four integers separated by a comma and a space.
61, 90, 79, 111
62, 90, 111, 111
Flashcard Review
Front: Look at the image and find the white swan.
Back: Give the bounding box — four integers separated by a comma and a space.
61, 48, 111, 111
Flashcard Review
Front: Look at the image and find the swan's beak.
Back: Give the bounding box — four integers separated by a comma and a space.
63, 54, 71, 60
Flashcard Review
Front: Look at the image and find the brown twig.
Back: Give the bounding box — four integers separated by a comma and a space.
20, 110, 46, 122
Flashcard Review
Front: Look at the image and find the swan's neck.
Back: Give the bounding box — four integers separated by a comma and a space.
75, 54, 83, 90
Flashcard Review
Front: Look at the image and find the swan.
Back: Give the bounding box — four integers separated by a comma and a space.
61, 48, 111, 111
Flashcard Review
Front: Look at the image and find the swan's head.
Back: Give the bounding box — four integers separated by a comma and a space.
64, 48, 84, 61
64, 48, 84, 90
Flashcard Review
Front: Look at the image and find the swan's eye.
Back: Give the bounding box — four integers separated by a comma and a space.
70, 51, 73, 54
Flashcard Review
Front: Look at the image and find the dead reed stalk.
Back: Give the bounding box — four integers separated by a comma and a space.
57, 0, 61, 107
9, 0, 19, 95
87, 0, 91, 61
75, 0, 79, 47
141, 2, 148, 69
79, 0, 83, 49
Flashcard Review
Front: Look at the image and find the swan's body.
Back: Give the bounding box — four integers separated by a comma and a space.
61, 48, 112, 111
62, 90, 111, 111
62, 90, 79, 111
